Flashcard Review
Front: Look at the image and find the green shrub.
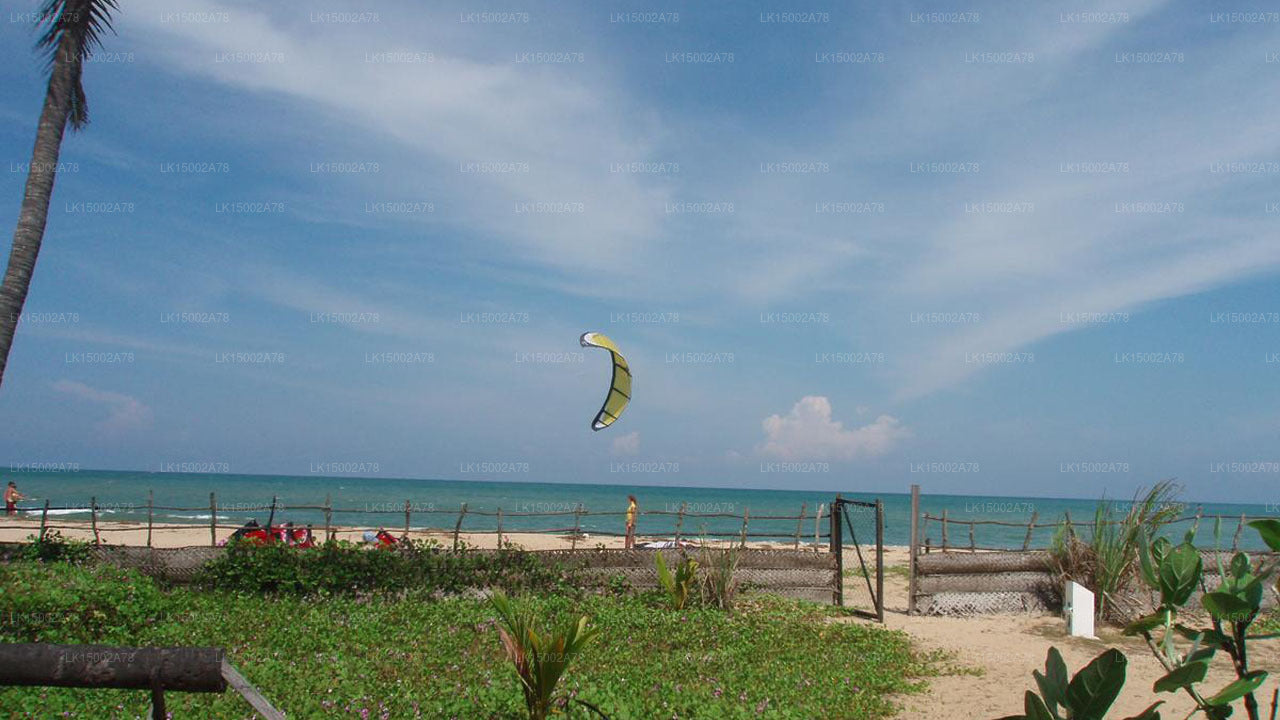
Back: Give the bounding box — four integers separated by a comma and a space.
16, 531, 93, 565
198, 538, 581, 596
0, 561, 166, 644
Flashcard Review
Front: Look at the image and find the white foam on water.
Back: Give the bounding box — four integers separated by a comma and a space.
25, 508, 116, 516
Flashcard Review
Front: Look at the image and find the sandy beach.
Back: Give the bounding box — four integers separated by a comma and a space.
0, 515, 825, 552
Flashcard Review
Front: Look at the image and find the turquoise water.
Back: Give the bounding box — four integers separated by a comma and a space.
3, 469, 1273, 550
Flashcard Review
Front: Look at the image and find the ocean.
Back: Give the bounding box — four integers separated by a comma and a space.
3, 469, 1273, 550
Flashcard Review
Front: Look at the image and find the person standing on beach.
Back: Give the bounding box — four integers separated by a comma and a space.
625, 495, 638, 549
4, 482, 24, 516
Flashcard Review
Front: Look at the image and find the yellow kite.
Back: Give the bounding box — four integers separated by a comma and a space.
580, 332, 631, 431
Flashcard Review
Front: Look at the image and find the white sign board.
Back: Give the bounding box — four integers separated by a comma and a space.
1063, 581, 1096, 639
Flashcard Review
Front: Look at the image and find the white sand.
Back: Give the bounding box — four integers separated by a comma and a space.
0, 515, 817, 551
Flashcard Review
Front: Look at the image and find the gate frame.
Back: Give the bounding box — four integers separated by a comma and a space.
831, 494, 885, 621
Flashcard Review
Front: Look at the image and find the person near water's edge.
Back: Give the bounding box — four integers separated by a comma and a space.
4, 482, 25, 516
625, 494, 638, 549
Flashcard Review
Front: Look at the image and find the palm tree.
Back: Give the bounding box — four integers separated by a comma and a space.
0, 0, 119, 390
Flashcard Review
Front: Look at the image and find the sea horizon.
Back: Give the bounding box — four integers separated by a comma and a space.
6, 463, 1272, 507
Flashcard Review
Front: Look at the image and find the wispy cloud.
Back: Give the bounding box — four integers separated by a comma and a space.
52, 380, 153, 435
121, 0, 672, 288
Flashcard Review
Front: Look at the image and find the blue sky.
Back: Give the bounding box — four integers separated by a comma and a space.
1, 0, 1278, 502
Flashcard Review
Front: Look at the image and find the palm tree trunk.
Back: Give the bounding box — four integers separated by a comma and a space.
0, 30, 81, 390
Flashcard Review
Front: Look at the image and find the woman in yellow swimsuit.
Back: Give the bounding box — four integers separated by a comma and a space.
625, 495, 638, 549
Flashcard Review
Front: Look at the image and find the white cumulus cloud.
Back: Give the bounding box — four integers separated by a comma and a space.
52, 380, 153, 435
611, 431, 641, 456
757, 396, 908, 461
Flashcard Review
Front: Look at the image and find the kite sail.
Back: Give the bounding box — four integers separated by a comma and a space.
580, 332, 631, 431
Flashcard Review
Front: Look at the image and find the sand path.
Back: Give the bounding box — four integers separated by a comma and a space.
839, 549, 1279, 719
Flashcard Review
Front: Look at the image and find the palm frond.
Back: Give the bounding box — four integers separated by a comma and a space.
35, 0, 119, 129
489, 592, 599, 720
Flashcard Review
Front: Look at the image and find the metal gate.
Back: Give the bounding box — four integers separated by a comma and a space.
832, 495, 884, 621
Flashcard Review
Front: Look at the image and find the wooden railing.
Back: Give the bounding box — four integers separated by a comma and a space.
916, 508, 1273, 553
0, 644, 283, 719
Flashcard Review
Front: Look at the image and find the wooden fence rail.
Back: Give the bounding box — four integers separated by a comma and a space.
918, 510, 1273, 552
0, 644, 284, 719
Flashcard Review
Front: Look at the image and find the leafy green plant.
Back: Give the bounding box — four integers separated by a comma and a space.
489, 591, 604, 720
1120, 521, 1279, 720
654, 551, 698, 610
699, 544, 741, 611
1050, 481, 1183, 620
997, 647, 1162, 720
606, 573, 631, 597
1005, 522, 1279, 720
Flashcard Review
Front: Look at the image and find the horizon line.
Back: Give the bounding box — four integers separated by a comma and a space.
4, 464, 1266, 510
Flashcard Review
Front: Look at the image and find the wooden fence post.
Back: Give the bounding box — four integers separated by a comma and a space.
39, 500, 50, 542
403, 500, 411, 539
793, 502, 807, 550
968, 521, 976, 553
266, 496, 278, 534
453, 503, 468, 551
1064, 510, 1074, 541
1232, 513, 1246, 552
673, 502, 687, 546
209, 492, 218, 547
738, 508, 750, 549
814, 503, 824, 551
875, 499, 885, 622
908, 484, 919, 615
149, 681, 166, 720
496, 508, 503, 549
90, 497, 100, 546
146, 490, 153, 548
570, 504, 583, 550
831, 497, 843, 606
323, 494, 332, 542
1022, 511, 1039, 551
941, 509, 949, 551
